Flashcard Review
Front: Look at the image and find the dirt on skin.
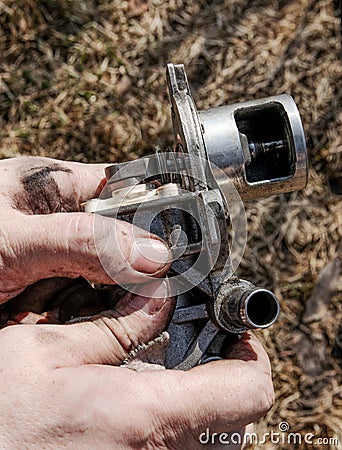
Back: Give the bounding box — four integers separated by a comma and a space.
0, 1, 341, 448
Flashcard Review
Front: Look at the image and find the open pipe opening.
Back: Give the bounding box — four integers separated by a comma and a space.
242, 289, 280, 329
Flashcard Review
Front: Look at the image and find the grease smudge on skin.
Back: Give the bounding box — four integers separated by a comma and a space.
19, 164, 75, 214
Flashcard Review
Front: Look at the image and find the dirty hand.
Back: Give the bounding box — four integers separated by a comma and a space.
0, 288, 273, 448
0, 156, 274, 448
0, 156, 170, 303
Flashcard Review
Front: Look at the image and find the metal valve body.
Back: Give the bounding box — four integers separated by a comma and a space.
84, 64, 307, 369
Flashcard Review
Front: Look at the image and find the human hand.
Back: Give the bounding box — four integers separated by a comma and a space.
0, 156, 274, 449
0, 287, 273, 449
0, 156, 170, 303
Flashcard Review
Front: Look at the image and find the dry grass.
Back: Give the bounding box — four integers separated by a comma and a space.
0, 0, 341, 448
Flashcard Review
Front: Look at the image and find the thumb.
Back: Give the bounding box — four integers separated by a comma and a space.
36, 281, 175, 367
2, 211, 170, 300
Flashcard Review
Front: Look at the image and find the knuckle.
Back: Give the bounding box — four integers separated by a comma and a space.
66, 214, 103, 278
91, 216, 135, 279
0, 221, 22, 297
66, 214, 134, 282
68, 213, 96, 255
114, 317, 140, 353
91, 312, 140, 362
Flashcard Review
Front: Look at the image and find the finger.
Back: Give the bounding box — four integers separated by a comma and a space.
10, 311, 60, 325
6, 278, 75, 314
138, 332, 273, 434
1, 212, 170, 301
25, 281, 175, 367
58, 159, 109, 203
58, 333, 273, 447
0, 157, 108, 212
1, 312, 52, 328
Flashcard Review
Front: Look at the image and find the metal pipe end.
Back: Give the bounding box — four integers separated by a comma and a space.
211, 279, 280, 333
240, 288, 280, 329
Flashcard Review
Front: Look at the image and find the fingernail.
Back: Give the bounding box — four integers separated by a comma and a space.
130, 238, 170, 274
131, 295, 168, 316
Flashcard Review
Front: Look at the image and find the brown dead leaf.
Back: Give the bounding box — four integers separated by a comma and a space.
128, 0, 149, 18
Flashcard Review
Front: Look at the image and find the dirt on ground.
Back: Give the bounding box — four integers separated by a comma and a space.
0, 1, 341, 448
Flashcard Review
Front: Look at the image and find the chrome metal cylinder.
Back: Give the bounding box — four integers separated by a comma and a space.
199, 95, 307, 200
167, 64, 308, 202
210, 279, 280, 333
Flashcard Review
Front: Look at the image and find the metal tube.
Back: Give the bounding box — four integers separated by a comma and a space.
199, 95, 308, 200
237, 288, 280, 329
210, 279, 280, 333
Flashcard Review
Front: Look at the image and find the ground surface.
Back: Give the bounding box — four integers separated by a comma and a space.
0, 1, 341, 449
